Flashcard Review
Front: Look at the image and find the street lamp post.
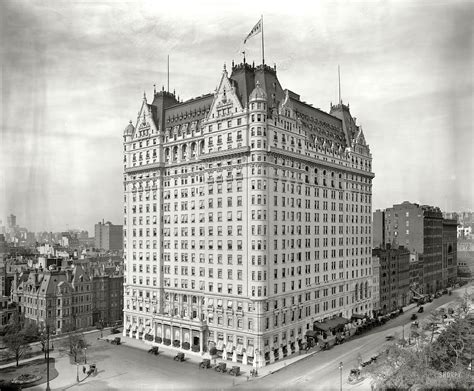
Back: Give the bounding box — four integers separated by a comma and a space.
338, 361, 343, 391
76, 363, 79, 383
84, 347, 87, 364
46, 324, 51, 391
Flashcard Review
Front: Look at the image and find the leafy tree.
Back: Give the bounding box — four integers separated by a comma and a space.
366, 316, 474, 390
3, 329, 31, 366
431, 316, 473, 371
421, 309, 444, 343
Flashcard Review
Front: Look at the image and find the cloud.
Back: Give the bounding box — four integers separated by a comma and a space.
0, 0, 472, 231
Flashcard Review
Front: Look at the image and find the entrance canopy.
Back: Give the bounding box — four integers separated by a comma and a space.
313, 316, 349, 332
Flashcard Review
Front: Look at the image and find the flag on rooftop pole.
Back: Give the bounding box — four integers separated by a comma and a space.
244, 16, 265, 65
243, 17, 262, 44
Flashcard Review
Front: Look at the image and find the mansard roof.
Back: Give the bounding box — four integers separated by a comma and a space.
126, 61, 369, 154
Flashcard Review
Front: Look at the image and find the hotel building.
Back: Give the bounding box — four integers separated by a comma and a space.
122, 61, 374, 366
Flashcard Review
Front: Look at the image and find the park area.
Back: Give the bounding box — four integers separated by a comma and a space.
0, 357, 58, 389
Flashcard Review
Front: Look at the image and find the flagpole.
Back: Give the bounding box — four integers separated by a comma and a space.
261, 15, 265, 65
167, 55, 170, 93
338, 65, 341, 104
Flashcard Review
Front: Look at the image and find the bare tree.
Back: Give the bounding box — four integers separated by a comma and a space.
62, 332, 87, 363
3, 329, 31, 366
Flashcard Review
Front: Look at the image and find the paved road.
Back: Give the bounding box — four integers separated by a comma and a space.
236, 288, 468, 391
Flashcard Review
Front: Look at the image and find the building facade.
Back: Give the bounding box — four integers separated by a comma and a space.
371, 255, 380, 314
94, 221, 123, 251
372, 246, 410, 314
12, 265, 93, 333
122, 62, 374, 366
375, 202, 457, 294
90, 266, 124, 326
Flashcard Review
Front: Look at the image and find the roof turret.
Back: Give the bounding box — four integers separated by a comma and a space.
123, 120, 134, 136
249, 80, 267, 102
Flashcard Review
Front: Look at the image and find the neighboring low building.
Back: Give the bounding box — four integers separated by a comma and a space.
409, 252, 424, 295
374, 202, 457, 293
90, 263, 124, 326
373, 245, 411, 314
372, 255, 380, 315
10, 260, 124, 333
12, 265, 93, 333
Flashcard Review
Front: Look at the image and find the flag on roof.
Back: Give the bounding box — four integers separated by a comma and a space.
244, 18, 262, 44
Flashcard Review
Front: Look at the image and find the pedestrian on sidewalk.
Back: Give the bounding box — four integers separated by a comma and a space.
83, 366, 86, 374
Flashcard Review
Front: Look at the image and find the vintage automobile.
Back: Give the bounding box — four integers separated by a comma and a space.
385, 335, 395, 341
228, 366, 240, 376
348, 368, 361, 383
411, 314, 418, 321
111, 337, 121, 345
110, 328, 120, 334
199, 359, 211, 369
148, 346, 159, 355
87, 364, 97, 376
418, 306, 424, 313
215, 362, 227, 373
174, 353, 185, 362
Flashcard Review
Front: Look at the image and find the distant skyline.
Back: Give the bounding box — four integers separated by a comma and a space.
1, 0, 472, 232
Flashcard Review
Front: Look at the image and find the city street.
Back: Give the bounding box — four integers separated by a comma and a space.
236, 287, 470, 390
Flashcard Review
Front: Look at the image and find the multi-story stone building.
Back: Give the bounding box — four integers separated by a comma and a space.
89, 264, 124, 326
371, 255, 380, 314
12, 265, 93, 333
374, 202, 457, 293
122, 61, 374, 366
372, 245, 410, 314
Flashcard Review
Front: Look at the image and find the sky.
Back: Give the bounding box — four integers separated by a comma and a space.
0, 0, 472, 233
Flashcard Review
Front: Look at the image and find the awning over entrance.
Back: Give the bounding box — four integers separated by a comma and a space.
305, 330, 318, 338
351, 313, 365, 320
313, 316, 350, 331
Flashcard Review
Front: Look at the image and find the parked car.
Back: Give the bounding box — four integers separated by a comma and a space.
385, 335, 394, 341
228, 366, 240, 376
215, 362, 227, 373
411, 314, 418, 321
111, 337, 121, 345
148, 346, 159, 355
174, 353, 185, 362
418, 306, 424, 313
110, 328, 120, 334
199, 359, 211, 369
